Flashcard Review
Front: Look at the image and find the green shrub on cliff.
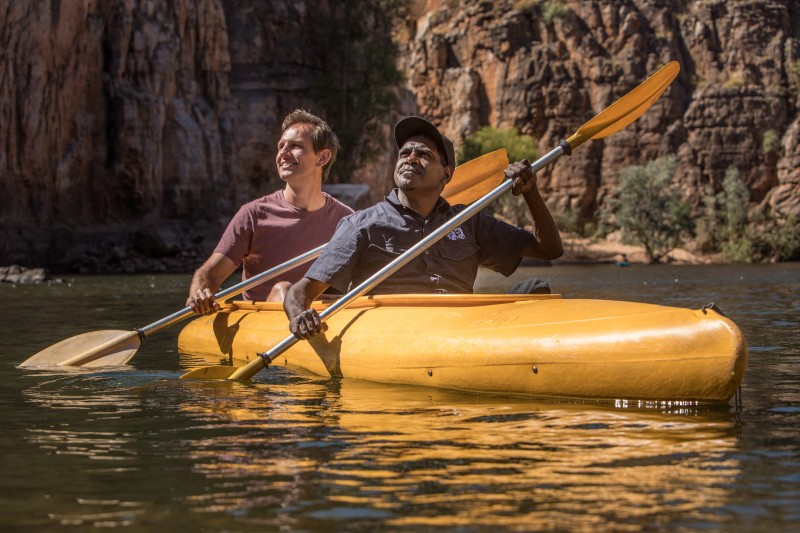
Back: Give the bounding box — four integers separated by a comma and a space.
698, 166, 800, 262
766, 215, 800, 261
724, 74, 745, 88
762, 129, 781, 155
696, 183, 721, 253
542, 1, 570, 23
459, 126, 537, 164
513, 0, 570, 22
459, 126, 538, 227
599, 155, 694, 263
718, 166, 753, 262
791, 60, 800, 87
514, 0, 538, 11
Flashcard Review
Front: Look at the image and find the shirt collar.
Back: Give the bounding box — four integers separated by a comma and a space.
385, 188, 451, 214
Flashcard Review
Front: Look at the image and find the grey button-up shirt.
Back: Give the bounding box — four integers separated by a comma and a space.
306, 189, 532, 294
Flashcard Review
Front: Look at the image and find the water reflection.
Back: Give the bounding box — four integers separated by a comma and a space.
5, 265, 798, 530
23, 373, 141, 454
176, 375, 741, 529
19, 372, 150, 527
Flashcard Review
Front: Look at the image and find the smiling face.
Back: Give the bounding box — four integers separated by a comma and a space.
275, 124, 330, 183
394, 135, 452, 196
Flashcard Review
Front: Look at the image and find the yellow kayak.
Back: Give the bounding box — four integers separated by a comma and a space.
177, 294, 747, 402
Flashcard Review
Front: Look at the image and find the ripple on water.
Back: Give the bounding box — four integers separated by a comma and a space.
2, 266, 800, 530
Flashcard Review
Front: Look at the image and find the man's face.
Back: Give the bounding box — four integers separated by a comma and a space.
394, 135, 451, 195
275, 124, 326, 183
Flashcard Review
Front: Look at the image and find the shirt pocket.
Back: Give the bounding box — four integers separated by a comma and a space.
435, 238, 480, 263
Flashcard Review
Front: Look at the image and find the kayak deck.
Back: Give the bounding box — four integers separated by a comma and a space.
177, 294, 747, 402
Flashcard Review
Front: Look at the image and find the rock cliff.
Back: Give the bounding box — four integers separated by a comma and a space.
1, 0, 797, 272
400, 0, 799, 221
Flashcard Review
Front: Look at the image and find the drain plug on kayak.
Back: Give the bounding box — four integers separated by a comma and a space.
532, 366, 538, 374
428, 369, 433, 377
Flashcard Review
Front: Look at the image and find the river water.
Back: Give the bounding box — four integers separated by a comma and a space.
1, 263, 798, 531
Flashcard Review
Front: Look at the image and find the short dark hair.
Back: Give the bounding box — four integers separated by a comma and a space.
281, 110, 339, 180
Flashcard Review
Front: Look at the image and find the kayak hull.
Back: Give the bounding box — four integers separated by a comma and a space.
177, 294, 747, 402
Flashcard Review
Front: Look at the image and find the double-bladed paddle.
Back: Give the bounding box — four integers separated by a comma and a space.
17, 148, 509, 369
181, 60, 681, 382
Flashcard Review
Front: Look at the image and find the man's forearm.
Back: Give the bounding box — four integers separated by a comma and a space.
283, 287, 312, 320
283, 278, 329, 320
523, 188, 563, 259
188, 268, 219, 297
284, 278, 332, 339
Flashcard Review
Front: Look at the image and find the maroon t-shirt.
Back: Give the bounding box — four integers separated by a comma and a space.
214, 190, 354, 300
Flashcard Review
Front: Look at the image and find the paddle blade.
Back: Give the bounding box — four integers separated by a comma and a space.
18, 330, 142, 368
180, 356, 267, 381
181, 357, 267, 381
180, 365, 243, 380
567, 61, 680, 150
442, 148, 508, 205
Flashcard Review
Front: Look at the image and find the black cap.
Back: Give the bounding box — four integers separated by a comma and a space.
394, 116, 456, 168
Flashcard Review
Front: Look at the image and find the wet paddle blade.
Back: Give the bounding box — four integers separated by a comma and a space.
18, 330, 142, 368
442, 149, 508, 205
567, 61, 680, 150
180, 365, 243, 380
180, 354, 267, 381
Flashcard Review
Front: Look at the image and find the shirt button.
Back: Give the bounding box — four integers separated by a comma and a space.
424, 251, 430, 255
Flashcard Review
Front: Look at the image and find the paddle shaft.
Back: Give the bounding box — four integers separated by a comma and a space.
140, 148, 509, 339
138, 245, 325, 338
19, 147, 511, 370
53, 246, 325, 367
228, 142, 569, 380
185, 61, 681, 381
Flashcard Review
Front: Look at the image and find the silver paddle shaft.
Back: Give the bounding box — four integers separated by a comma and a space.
257, 144, 567, 364
138, 244, 326, 337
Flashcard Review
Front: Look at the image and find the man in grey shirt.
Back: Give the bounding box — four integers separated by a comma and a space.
284, 116, 563, 339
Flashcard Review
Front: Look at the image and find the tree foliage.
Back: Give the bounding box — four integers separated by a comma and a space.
311, 0, 406, 181
458, 126, 538, 226
703, 166, 800, 262
717, 167, 752, 261
600, 155, 694, 263
459, 126, 538, 164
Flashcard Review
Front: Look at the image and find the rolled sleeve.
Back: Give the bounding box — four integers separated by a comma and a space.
305, 217, 362, 293
475, 213, 532, 276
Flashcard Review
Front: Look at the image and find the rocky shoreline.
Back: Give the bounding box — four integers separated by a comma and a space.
556, 235, 715, 265
0, 265, 55, 284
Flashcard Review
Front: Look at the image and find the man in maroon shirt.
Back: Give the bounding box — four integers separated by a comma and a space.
186, 110, 353, 313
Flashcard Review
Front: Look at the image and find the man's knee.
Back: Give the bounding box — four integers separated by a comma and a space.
267, 281, 293, 303
509, 278, 551, 295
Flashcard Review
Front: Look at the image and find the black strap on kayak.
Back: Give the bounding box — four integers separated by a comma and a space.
701, 302, 727, 317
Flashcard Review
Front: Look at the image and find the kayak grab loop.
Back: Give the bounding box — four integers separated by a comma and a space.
701, 302, 727, 317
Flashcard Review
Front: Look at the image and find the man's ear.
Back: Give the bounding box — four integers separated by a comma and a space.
441, 166, 453, 185
317, 149, 332, 167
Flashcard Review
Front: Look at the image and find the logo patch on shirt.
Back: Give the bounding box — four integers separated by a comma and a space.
446, 227, 466, 241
